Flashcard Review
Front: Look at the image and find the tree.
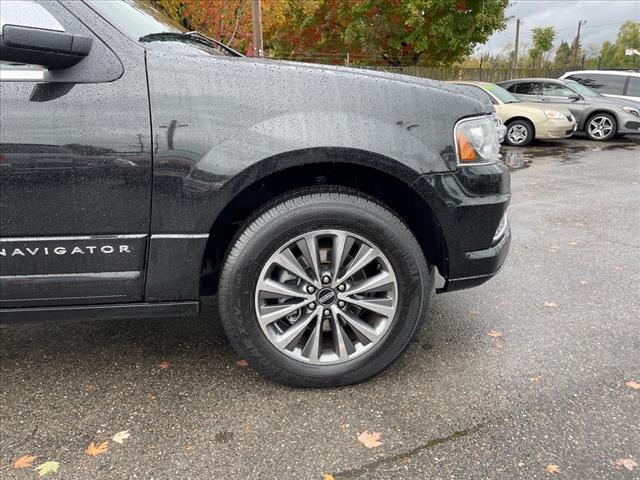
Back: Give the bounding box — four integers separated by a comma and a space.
553, 40, 571, 68
528, 26, 555, 68
267, 0, 509, 66
597, 40, 617, 68
614, 20, 640, 68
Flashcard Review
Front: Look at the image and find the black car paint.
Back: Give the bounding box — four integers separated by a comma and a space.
0, 0, 510, 320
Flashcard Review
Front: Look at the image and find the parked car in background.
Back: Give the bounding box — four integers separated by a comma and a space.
498, 78, 640, 141
560, 70, 640, 103
452, 81, 576, 147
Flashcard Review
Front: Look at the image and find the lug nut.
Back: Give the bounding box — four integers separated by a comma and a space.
322, 275, 331, 285
337, 300, 346, 308
308, 302, 316, 310
306, 285, 316, 294
337, 284, 346, 291
323, 309, 331, 316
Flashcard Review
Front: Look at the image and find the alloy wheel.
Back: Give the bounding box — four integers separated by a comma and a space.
254, 229, 398, 365
587, 116, 613, 139
507, 124, 528, 144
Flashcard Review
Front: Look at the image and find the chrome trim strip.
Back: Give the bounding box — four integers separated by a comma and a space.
0, 271, 141, 280
0, 294, 127, 302
150, 234, 210, 239
0, 234, 147, 242
0, 70, 45, 82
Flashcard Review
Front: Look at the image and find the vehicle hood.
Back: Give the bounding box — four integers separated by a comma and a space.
590, 95, 640, 108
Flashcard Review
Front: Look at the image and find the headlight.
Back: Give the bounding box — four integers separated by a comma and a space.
544, 110, 566, 120
454, 115, 500, 165
622, 106, 640, 117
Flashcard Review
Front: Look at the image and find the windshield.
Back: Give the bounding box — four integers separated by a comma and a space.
86, 0, 187, 39
564, 79, 601, 97
481, 84, 520, 104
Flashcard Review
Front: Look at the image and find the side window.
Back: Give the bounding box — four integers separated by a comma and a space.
568, 73, 626, 95
0, 0, 64, 74
542, 83, 575, 97
626, 77, 640, 97
514, 82, 541, 95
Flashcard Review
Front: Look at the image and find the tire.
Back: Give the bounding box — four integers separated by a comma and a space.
585, 112, 617, 141
505, 119, 534, 147
218, 187, 433, 387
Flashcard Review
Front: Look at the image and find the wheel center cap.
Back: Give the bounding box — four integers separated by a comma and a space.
317, 288, 336, 305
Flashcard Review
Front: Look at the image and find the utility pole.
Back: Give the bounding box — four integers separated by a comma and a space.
251, 0, 263, 58
513, 18, 520, 77
573, 20, 587, 67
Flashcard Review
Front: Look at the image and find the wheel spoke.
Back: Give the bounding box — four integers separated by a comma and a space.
331, 314, 354, 360
257, 278, 307, 299
346, 270, 394, 295
336, 307, 381, 344
337, 244, 376, 284
301, 314, 324, 361
258, 301, 308, 327
297, 234, 322, 282
273, 309, 317, 349
273, 249, 317, 286
345, 296, 395, 317
331, 232, 349, 278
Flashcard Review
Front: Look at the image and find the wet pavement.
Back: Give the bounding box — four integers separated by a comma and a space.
1, 136, 639, 479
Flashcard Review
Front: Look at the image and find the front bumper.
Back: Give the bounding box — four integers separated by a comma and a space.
413, 161, 511, 293
538, 118, 576, 139
618, 111, 640, 134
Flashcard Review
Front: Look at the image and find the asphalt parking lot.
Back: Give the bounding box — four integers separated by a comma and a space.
1, 135, 639, 479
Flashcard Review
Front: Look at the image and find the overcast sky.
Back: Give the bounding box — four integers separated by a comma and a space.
477, 0, 640, 55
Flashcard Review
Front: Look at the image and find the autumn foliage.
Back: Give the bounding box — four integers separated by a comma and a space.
153, 0, 509, 65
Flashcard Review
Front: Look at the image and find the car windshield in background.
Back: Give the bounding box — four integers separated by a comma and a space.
482, 84, 520, 104
564, 79, 601, 97
86, 0, 239, 57
86, 0, 186, 39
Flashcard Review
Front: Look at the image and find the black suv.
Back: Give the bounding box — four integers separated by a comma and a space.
0, 0, 510, 387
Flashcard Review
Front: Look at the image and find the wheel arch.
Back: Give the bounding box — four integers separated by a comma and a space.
198, 149, 448, 296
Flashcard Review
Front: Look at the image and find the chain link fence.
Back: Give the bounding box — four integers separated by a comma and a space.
361, 66, 567, 83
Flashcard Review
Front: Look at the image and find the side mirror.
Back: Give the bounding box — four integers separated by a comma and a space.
0, 24, 92, 70
568, 94, 581, 102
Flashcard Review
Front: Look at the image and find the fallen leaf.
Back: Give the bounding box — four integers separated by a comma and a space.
468, 309, 480, 316
34, 461, 59, 477
530, 376, 541, 384
613, 265, 624, 272
546, 464, 561, 474
12, 455, 37, 469
537, 230, 545, 235
185, 443, 194, 451
85, 441, 109, 457
357, 431, 382, 448
493, 337, 507, 349
568, 241, 578, 246
322, 474, 336, 480
237, 359, 249, 367
613, 458, 637, 471
487, 330, 502, 337
543, 302, 559, 308
112, 430, 130, 444
625, 380, 640, 390
158, 361, 170, 369
85, 384, 95, 392
579, 280, 588, 285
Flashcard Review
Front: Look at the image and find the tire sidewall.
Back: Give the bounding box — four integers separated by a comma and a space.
219, 191, 432, 386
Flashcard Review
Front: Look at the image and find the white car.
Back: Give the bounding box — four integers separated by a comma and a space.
560, 70, 640, 103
